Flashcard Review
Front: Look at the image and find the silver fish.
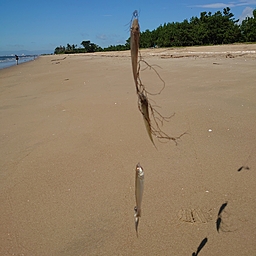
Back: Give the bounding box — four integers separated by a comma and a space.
134, 163, 144, 236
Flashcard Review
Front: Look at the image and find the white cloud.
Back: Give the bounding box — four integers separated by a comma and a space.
194, 3, 234, 8
236, 0, 256, 6
193, 0, 256, 8
238, 6, 254, 23
238, 0, 256, 4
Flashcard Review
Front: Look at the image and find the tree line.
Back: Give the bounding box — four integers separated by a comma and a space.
54, 41, 102, 54
54, 7, 256, 54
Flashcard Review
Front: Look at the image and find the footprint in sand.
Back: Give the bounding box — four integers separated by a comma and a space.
178, 208, 213, 224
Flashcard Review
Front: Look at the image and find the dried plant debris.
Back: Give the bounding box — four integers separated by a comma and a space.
51, 56, 66, 62
130, 10, 186, 146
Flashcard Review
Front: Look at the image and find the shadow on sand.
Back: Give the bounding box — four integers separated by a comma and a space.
192, 237, 208, 256
237, 166, 250, 172
216, 202, 228, 232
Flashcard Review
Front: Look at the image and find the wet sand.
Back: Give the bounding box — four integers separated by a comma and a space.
0, 44, 256, 255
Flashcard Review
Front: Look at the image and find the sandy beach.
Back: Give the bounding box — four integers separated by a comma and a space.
0, 44, 256, 255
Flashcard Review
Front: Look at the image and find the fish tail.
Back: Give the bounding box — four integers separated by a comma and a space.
135, 216, 139, 235
134, 207, 140, 236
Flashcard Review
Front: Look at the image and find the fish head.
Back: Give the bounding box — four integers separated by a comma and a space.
136, 163, 144, 178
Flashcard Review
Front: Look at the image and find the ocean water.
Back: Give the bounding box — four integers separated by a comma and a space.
0, 55, 38, 70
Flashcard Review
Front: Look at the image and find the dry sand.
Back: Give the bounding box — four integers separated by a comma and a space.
0, 44, 256, 255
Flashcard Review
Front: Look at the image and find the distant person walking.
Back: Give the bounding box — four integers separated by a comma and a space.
15, 55, 19, 65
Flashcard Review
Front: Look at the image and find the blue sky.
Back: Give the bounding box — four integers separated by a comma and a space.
0, 0, 256, 54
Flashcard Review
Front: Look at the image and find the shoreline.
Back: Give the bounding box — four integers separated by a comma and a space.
0, 55, 38, 70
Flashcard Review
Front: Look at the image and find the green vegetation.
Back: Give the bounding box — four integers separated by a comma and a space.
54, 41, 102, 54
240, 9, 256, 41
54, 7, 256, 54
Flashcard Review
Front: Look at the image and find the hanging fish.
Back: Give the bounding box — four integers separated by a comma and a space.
130, 10, 140, 93
134, 163, 144, 236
